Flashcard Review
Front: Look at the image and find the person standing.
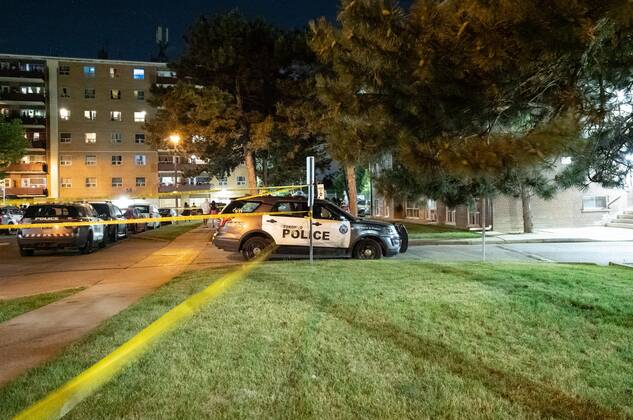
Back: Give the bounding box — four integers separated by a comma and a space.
182, 202, 190, 216
209, 201, 219, 228
201, 199, 211, 227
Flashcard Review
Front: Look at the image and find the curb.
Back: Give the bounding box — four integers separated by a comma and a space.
409, 238, 633, 246
608, 262, 633, 270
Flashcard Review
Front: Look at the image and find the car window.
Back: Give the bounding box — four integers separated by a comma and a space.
271, 202, 309, 217
314, 204, 340, 221
223, 200, 261, 214
90, 203, 109, 218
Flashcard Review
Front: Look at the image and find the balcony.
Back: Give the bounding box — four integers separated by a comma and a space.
4, 111, 46, 126
155, 75, 177, 85
3, 162, 48, 173
158, 162, 197, 172
0, 67, 45, 80
4, 187, 47, 197
0, 91, 46, 103
29, 140, 46, 149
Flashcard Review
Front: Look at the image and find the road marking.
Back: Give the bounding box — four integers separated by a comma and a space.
0, 242, 9, 247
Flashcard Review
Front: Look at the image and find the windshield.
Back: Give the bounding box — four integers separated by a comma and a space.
321, 201, 356, 221
24, 205, 83, 219
133, 205, 150, 212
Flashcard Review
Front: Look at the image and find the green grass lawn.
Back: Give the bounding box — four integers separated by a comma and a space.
136, 221, 202, 241
1, 262, 632, 419
0, 288, 84, 324
396, 221, 480, 240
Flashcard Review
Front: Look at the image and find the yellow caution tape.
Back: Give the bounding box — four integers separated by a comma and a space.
14, 248, 274, 420
0, 185, 308, 207
0, 210, 307, 230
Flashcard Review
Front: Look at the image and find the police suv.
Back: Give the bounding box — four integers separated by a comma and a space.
213, 196, 408, 260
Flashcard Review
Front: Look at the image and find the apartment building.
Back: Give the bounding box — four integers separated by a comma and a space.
0, 57, 48, 197
1, 53, 175, 200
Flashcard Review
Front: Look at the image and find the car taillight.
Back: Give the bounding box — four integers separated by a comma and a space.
219, 217, 232, 228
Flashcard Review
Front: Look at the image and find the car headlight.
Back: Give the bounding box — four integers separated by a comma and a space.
381, 225, 398, 235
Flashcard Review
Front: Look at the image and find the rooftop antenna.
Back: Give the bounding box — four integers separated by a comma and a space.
153, 26, 169, 62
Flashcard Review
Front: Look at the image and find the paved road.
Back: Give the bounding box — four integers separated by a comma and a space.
400, 241, 633, 265
0, 230, 241, 299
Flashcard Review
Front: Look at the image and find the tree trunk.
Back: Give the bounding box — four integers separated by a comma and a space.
244, 150, 257, 194
345, 163, 358, 217
520, 187, 534, 233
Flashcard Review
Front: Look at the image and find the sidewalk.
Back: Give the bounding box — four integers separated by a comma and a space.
410, 226, 633, 246
0, 226, 212, 387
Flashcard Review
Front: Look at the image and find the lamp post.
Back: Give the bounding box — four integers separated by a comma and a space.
169, 134, 181, 213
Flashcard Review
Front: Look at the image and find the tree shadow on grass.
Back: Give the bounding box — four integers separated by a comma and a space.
258, 276, 622, 420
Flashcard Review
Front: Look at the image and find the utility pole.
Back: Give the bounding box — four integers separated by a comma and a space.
306, 156, 315, 264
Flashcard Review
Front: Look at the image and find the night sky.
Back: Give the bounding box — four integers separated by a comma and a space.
1, 0, 339, 61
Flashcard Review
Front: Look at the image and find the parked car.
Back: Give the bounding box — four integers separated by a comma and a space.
131, 204, 161, 229
0, 205, 23, 234
158, 208, 177, 225
124, 207, 147, 234
89, 202, 127, 243
357, 200, 370, 217
17, 203, 106, 256
213, 196, 408, 260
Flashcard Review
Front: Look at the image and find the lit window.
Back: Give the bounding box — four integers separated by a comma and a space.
59, 108, 70, 120
134, 111, 146, 122
61, 178, 72, 188
135, 177, 146, 187
135, 154, 147, 166
60, 87, 70, 98
111, 155, 122, 166
33, 132, 40, 140
60, 155, 72, 166
60, 132, 71, 143
582, 196, 608, 211
59, 65, 70, 75
134, 90, 144, 100
84, 110, 97, 120
85, 154, 97, 166
133, 68, 145, 80
236, 176, 246, 186
561, 156, 572, 165
85, 132, 96, 143
134, 133, 145, 144
111, 133, 122, 144
109, 67, 118, 78
110, 89, 121, 100
84, 88, 95, 99
84, 66, 95, 77
85, 177, 97, 188
110, 111, 122, 121
112, 177, 123, 187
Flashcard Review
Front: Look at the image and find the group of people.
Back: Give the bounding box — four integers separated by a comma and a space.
181, 199, 219, 228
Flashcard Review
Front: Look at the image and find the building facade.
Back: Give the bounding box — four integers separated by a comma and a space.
371, 157, 633, 232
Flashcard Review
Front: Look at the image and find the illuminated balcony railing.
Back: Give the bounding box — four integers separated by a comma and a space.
3, 162, 48, 173
0, 91, 45, 103
4, 187, 47, 197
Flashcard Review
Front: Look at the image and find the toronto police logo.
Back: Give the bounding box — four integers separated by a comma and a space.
339, 224, 349, 234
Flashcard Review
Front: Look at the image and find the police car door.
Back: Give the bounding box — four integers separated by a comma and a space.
262, 201, 310, 246
312, 203, 351, 248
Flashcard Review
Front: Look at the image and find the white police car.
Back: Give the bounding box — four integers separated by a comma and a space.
213, 196, 408, 260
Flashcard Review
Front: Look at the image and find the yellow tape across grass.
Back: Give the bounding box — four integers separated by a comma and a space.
14, 248, 273, 420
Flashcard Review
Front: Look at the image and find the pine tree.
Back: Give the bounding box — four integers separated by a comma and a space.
308, 0, 409, 215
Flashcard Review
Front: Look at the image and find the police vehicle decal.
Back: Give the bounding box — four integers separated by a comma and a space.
262, 216, 351, 248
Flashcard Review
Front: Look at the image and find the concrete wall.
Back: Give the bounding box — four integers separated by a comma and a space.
492, 185, 629, 232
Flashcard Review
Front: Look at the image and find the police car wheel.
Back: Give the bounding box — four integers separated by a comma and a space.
353, 239, 382, 260
242, 236, 273, 261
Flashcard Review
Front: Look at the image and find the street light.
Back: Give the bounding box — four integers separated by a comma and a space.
168, 134, 181, 214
